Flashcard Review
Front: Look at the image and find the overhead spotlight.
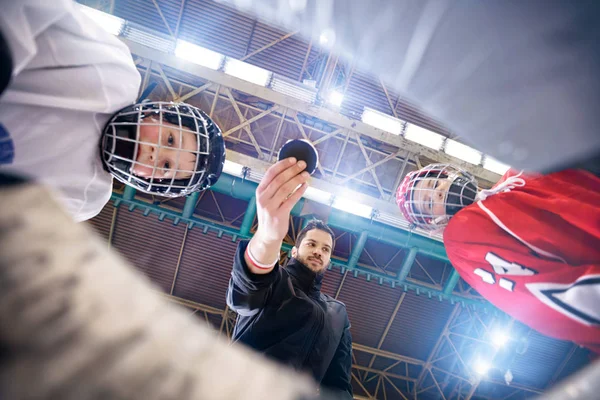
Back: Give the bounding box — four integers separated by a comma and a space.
319, 29, 335, 46
327, 90, 344, 107
224, 58, 272, 87
491, 330, 510, 347
222, 160, 246, 177
483, 156, 511, 175
175, 40, 224, 70
332, 195, 373, 218
504, 369, 514, 385
303, 187, 333, 205
444, 139, 483, 165
404, 123, 445, 150
473, 359, 492, 375
362, 107, 403, 135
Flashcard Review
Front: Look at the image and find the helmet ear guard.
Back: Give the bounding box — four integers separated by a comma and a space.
100, 101, 225, 197
446, 176, 478, 215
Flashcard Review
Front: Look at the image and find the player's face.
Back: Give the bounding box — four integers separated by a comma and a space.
412, 178, 452, 218
292, 229, 333, 273
132, 117, 198, 180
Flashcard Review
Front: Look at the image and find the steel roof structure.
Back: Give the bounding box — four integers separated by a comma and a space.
81, 0, 593, 398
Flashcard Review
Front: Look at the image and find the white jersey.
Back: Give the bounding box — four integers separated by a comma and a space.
0, 0, 140, 221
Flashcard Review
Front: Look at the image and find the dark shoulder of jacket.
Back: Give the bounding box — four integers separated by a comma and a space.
322, 293, 347, 309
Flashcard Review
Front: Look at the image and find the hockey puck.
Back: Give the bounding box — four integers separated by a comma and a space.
277, 139, 319, 175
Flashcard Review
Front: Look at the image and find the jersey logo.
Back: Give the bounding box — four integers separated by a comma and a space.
526, 275, 600, 327
0, 124, 15, 164
474, 253, 538, 292
485, 253, 536, 276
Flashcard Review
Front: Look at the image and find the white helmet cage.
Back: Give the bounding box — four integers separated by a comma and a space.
100, 101, 225, 197
401, 164, 479, 230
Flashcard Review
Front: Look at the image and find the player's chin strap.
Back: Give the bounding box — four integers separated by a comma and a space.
476, 171, 526, 202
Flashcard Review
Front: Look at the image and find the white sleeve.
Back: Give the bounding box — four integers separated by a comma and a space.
0, 0, 75, 76
0, 0, 140, 113
0, 0, 140, 222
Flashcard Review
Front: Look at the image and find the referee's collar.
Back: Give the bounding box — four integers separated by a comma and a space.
286, 258, 324, 294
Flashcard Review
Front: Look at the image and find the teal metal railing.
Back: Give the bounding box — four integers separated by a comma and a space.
109, 173, 498, 313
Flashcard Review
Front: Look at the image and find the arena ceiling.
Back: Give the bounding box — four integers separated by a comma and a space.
80, 1, 593, 399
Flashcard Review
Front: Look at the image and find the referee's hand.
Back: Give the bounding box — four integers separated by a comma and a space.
245, 157, 309, 273
255, 157, 309, 244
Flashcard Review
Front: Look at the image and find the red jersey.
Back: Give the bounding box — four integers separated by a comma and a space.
444, 169, 600, 351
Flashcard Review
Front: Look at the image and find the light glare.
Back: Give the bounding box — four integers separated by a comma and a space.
175, 40, 224, 70
445, 139, 483, 165
79, 5, 124, 36
404, 124, 445, 150
327, 90, 344, 107
474, 359, 492, 375
362, 107, 403, 135
491, 331, 509, 347
304, 187, 333, 204
319, 29, 335, 46
224, 58, 272, 87
483, 156, 511, 175
332, 196, 373, 218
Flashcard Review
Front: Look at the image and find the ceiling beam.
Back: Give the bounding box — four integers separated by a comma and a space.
158, 293, 542, 396
365, 292, 407, 373
225, 149, 401, 216
123, 39, 500, 184
241, 31, 299, 62
353, 365, 416, 384
353, 343, 424, 366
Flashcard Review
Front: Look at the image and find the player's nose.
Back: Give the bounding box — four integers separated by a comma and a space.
136, 143, 157, 162
132, 144, 157, 178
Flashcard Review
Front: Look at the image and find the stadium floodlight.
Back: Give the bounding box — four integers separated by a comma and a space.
483, 156, 511, 175
445, 139, 483, 165
332, 195, 373, 218
362, 107, 403, 135
491, 330, 510, 347
304, 187, 333, 205
222, 160, 245, 177
175, 40, 224, 70
404, 123, 445, 150
327, 90, 344, 107
474, 359, 492, 375
224, 58, 272, 87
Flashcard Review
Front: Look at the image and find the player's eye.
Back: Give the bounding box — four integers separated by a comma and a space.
167, 133, 174, 146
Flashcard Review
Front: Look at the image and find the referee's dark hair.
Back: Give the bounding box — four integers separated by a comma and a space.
295, 219, 335, 247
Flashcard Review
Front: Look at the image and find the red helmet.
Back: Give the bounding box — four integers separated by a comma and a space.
396, 164, 478, 230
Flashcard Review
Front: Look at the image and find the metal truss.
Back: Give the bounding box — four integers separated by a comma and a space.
414, 306, 543, 400
124, 38, 500, 200
132, 56, 418, 200
162, 293, 424, 400
104, 194, 552, 400
156, 293, 544, 400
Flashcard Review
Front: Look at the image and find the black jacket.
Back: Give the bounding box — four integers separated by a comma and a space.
227, 240, 353, 398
